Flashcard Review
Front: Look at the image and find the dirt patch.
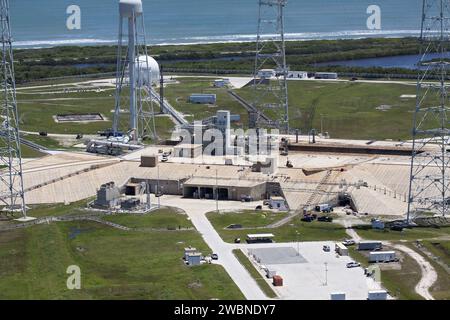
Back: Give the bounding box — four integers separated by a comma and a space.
188, 281, 203, 289
376, 105, 392, 111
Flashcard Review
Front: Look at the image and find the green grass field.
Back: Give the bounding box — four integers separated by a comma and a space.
236, 80, 425, 140
0, 206, 244, 300
422, 241, 450, 267
354, 225, 450, 241
16, 87, 175, 141
15, 76, 436, 143
103, 207, 193, 230
206, 210, 347, 243
165, 78, 248, 126
411, 242, 450, 300
206, 210, 288, 229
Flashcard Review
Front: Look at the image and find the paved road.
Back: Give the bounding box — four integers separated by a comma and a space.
158, 195, 268, 300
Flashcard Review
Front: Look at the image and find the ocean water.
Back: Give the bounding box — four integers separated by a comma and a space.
317, 52, 446, 70
10, 0, 422, 48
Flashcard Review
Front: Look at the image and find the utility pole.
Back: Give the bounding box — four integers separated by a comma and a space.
157, 164, 160, 208
320, 114, 324, 137
0, 0, 28, 220
215, 169, 219, 212
407, 0, 450, 223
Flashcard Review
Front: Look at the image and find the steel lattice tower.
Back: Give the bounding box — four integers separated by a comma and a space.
407, 0, 450, 222
251, 0, 289, 133
113, 0, 157, 143
0, 0, 26, 218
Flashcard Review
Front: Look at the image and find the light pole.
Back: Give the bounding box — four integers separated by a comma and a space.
324, 262, 328, 286
157, 165, 161, 208
320, 114, 324, 137
295, 230, 300, 256
215, 169, 219, 213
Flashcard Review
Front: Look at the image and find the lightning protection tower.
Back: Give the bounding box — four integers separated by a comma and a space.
0, 0, 27, 219
407, 0, 450, 222
251, 0, 289, 133
113, 0, 157, 143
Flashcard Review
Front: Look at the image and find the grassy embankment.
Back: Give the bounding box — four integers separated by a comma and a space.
16, 87, 175, 140
232, 249, 277, 299
206, 210, 347, 243
0, 205, 244, 299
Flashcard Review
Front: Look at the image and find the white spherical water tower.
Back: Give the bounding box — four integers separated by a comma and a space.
134, 55, 160, 87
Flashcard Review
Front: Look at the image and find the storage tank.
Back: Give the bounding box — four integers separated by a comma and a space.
119, 0, 143, 18
134, 55, 160, 87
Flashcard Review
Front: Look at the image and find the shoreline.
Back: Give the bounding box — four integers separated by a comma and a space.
13, 30, 421, 50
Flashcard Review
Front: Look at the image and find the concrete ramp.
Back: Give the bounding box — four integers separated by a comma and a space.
349, 186, 407, 216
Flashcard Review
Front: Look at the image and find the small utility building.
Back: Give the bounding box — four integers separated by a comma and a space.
189, 93, 216, 104
270, 196, 288, 211
246, 233, 275, 243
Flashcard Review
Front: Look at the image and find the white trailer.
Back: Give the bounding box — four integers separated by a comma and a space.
335, 242, 349, 256
368, 290, 388, 300
358, 241, 382, 251
266, 269, 277, 279
369, 251, 396, 263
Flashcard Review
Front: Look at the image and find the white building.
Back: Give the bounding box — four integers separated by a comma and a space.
258, 69, 276, 79
189, 94, 217, 104
369, 251, 396, 263
213, 79, 230, 87
315, 72, 338, 80
270, 196, 288, 211
216, 110, 231, 149
288, 71, 308, 79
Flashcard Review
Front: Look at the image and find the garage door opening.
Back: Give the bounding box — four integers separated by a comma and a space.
200, 187, 214, 199
217, 188, 229, 200
184, 186, 198, 198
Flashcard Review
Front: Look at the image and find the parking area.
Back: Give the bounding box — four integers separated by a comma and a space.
243, 242, 384, 300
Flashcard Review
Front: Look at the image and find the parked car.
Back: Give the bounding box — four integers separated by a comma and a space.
323, 245, 331, 252
263, 200, 270, 206
211, 253, 218, 260
390, 225, 404, 231
301, 216, 314, 222
342, 239, 356, 246
234, 238, 241, 244
255, 205, 263, 210
346, 262, 361, 268
39, 131, 48, 136
317, 216, 333, 222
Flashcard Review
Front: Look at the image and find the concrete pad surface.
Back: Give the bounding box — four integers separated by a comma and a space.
243, 242, 384, 300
